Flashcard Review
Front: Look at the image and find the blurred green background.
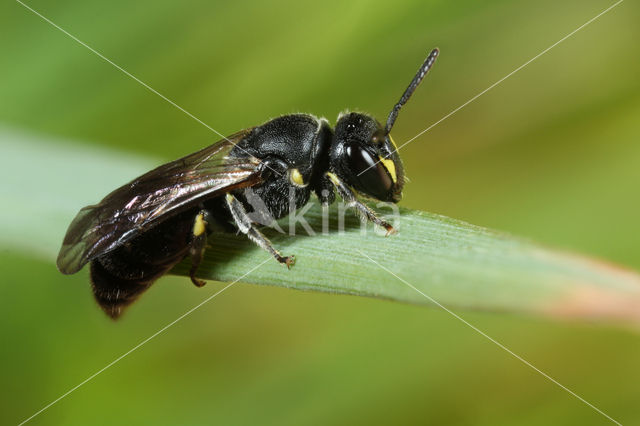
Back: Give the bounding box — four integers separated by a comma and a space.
2, 0, 639, 424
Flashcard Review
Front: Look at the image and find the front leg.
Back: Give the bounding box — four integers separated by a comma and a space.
325, 172, 396, 235
225, 194, 295, 268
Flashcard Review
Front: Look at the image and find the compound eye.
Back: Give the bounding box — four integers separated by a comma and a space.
345, 143, 393, 200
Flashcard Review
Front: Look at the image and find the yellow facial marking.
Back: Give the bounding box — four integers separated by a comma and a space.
379, 157, 397, 183
193, 213, 207, 237
290, 168, 306, 187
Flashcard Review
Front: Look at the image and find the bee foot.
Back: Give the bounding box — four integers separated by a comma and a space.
384, 225, 397, 236
284, 255, 296, 269
190, 276, 207, 287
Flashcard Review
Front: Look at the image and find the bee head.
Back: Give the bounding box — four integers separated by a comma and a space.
331, 112, 404, 203
328, 48, 439, 204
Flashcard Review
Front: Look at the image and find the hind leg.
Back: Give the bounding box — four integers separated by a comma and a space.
188, 209, 213, 287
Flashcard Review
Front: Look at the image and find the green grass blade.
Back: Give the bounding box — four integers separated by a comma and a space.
3, 126, 640, 326
172, 202, 640, 325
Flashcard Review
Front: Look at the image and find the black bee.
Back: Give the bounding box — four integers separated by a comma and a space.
57, 48, 439, 318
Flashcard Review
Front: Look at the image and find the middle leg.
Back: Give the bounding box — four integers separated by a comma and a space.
225, 194, 295, 268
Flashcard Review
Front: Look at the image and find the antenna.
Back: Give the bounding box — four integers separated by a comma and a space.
385, 48, 439, 135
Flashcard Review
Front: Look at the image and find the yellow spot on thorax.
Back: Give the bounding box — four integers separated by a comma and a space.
193, 213, 207, 237
379, 157, 397, 183
290, 168, 306, 187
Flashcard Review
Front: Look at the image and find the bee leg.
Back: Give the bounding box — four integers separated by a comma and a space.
325, 172, 396, 235
225, 194, 295, 268
189, 210, 211, 287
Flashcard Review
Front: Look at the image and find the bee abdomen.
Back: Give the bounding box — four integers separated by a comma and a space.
89, 259, 163, 319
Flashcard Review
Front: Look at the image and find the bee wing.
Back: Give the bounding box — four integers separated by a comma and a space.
57, 130, 261, 274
